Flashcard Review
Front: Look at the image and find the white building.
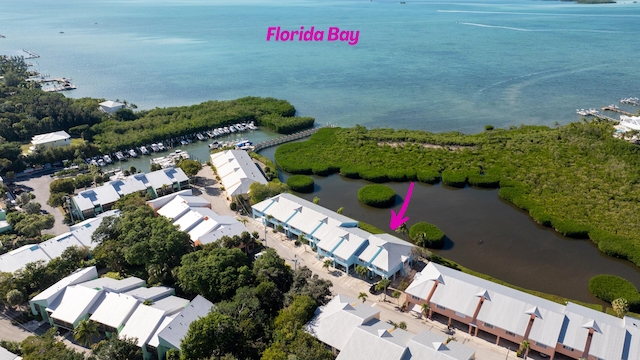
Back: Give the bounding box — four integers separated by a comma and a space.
99, 100, 126, 114
30, 130, 70, 152
0, 211, 118, 273
307, 294, 476, 360
151, 191, 248, 246
210, 150, 268, 196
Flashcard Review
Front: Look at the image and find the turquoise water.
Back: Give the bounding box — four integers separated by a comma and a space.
1, 0, 639, 133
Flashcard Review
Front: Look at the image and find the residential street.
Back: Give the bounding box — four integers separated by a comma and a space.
193, 167, 521, 360
14, 174, 69, 235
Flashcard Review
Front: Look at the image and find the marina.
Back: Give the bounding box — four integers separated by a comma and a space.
150, 149, 190, 169
252, 126, 326, 152
621, 97, 640, 106
26, 76, 77, 92
602, 105, 635, 117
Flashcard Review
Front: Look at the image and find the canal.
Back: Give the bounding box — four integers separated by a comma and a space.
259, 146, 640, 305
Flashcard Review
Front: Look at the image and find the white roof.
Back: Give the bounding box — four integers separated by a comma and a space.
156, 195, 210, 220
109, 175, 148, 195
306, 294, 380, 351
358, 234, 413, 273
0, 346, 20, 360
38, 233, 85, 259
90, 292, 140, 329
253, 193, 357, 228
173, 209, 205, 232
406, 263, 566, 348
31, 267, 97, 303
620, 115, 640, 131
31, 130, 70, 145
49, 285, 102, 325
407, 330, 475, 360
124, 286, 174, 301
624, 316, 640, 360
99, 100, 125, 108
197, 222, 247, 245
73, 185, 121, 212
145, 167, 188, 190
559, 302, 626, 359
335, 319, 413, 360
0, 244, 51, 273
148, 315, 175, 349
119, 305, 166, 347
150, 295, 190, 315
79, 276, 145, 293
210, 150, 267, 195
157, 295, 214, 349
146, 189, 194, 210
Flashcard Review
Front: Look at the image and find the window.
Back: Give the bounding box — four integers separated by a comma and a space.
505, 331, 516, 337
562, 345, 574, 351
436, 305, 446, 310
535, 342, 547, 349
454, 312, 466, 319
483, 322, 494, 329
411, 295, 421, 300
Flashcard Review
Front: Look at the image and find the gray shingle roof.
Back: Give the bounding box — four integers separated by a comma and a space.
157, 295, 214, 349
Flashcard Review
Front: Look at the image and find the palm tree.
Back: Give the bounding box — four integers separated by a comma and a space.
358, 292, 368, 303
375, 278, 391, 301
520, 340, 531, 358
355, 265, 368, 279
420, 303, 430, 319
391, 321, 407, 330
392, 290, 402, 305
612, 298, 629, 318
395, 223, 408, 241
323, 259, 332, 272
299, 234, 309, 252
74, 319, 99, 347
236, 218, 248, 227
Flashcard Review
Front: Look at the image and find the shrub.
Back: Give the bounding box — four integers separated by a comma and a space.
229, 202, 237, 211
529, 207, 553, 227
417, 169, 441, 184
553, 219, 590, 239
359, 169, 388, 183
588, 275, 640, 312
409, 222, 445, 249
311, 164, 335, 176
286, 175, 315, 193
358, 221, 385, 234
485, 125, 494, 131
340, 166, 361, 179
441, 170, 466, 188
357, 185, 396, 208
467, 173, 500, 188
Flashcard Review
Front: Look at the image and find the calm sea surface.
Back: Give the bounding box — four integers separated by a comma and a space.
2, 0, 640, 301
1, 0, 640, 133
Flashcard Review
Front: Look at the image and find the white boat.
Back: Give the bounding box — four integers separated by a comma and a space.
115, 152, 126, 161
229, 126, 236, 133
150, 144, 159, 152
196, 133, 206, 141
128, 149, 137, 158
235, 139, 252, 150
97, 159, 106, 167
103, 155, 112, 164
157, 143, 166, 151
247, 122, 257, 130
209, 141, 220, 149
140, 146, 149, 155
223, 127, 230, 134
180, 140, 189, 146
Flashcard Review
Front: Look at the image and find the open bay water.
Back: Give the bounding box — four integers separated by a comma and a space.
1, 0, 640, 132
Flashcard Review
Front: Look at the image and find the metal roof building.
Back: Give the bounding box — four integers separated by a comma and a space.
30, 130, 70, 152
90, 292, 140, 333
156, 295, 214, 359
48, 285, 103, 330
119, 305, 167, 349
210, 150, 268, 196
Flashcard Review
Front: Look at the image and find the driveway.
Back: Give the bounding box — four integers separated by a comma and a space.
14, 174, 69, 235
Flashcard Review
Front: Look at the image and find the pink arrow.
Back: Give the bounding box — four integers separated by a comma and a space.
390, 182, 415, 230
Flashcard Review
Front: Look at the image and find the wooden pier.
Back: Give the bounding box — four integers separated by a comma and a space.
22, 49, 39, 59
602, 106, 635, 117
28, 77, 77, 92
252, 126, 328, 152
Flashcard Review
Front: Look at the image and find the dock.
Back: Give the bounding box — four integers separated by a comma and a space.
22, 49, 39, 59
621, 97, 639, 107
252, 126, 328, 152
27, 77, 77, 92
602, 106, 635, 117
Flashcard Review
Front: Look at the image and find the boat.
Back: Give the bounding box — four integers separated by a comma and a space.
157, 143, 166, 151
128, 149, 138, 158
576, 109, 588, 116
235, 139, 252, 150
223, 127, 230, 134
180, 140, 189, 146
103, 155, 112, 164
140, 146, 149, 155
209, 141, 220, 149
196, 133, 206, 141
229, 126, 236, 133
97, 159, 106, 167
150, 144, 159, 152
247, 122, 257, 130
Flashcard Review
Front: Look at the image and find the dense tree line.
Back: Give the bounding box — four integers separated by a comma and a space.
275, 122, 640, 268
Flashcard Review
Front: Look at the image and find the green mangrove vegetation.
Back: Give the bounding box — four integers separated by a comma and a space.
409, 222, 445, 249
286, 175, 315, 193
357, 184, 396, 208
589, 275, 640, 312
275, 123, 640, 268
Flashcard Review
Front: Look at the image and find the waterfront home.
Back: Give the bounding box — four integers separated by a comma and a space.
307, 294, 476, 360
156, 295, 214, 360
29, 130, 70, 153
0, 211, 117, 273
210, 150, 268, 196
98, 100, 125, 114
29, 267, 98, 323
71, 167, 189, 220
152, 191, 248, 247
252, 193, 414, 279
404, 262, 640, 360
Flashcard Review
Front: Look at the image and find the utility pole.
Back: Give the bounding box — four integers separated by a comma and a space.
263, 217, 267, 247
293, 255, 298, 271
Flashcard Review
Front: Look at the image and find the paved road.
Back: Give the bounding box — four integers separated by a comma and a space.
192, 167, 521, 360
14, 174, 69, 236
